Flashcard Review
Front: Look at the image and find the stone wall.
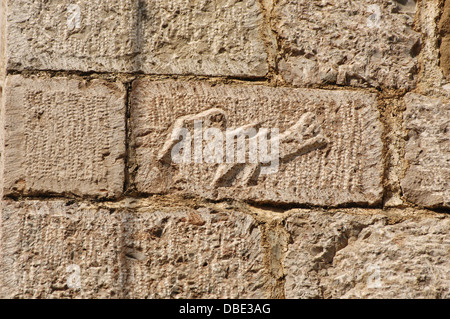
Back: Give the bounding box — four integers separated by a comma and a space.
0, 0, 448, 298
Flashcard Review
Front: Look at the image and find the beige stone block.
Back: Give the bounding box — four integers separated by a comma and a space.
2, 75, 126, 198
440, 0, 450, 81
130, 80, 383, 206
415, 0, 446, 92
0, 0, 5, 198
5, 0, 268, 77
0, 199, 269, 298
401, 93, 450, 208
0, 0, 6, 84
284, 209, 450, 299
273, 0, 421, 89
0, 200, 123, 298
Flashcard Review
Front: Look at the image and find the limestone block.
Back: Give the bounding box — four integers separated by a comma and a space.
0, 200, 123, 298
119, 205, 268, 299
130, 80, 383, 206
440, 0, 450, 81
0, 0, 5, 197
0, 199, 269, 299
401, 93, 450, 208
0, 0, 6, 84
5, 0, 268, 77
273, 0, 421, 89
284, 209, 450, 299
2, 75, 126, 198
415, 0, 446, 91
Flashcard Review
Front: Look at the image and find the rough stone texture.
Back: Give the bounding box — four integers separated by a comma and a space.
1, 0, 449, 301
284, 209, 450, 299
440, 0, 450, 81
5, 0, 268, 77
130, 80, 383, 206
2, 75, 126, 198
0, 199, 269, 299
273, 0, 421, 89
401, 93, 450, 208
415, 0, 448, 94
0, 0, 6, 85
0, 0, 5, 199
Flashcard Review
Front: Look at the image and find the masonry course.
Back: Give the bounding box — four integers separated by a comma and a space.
4, 0, 268, 77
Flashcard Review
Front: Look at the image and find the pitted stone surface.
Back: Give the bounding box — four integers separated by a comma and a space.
284, 209, 450, 299
131, 80, 383, 206
119, 205, 268, 298
1, 0, 448, 302
273, 0, 421, 89
2, 75, 126, 198
0, 200, 269, 299
440, 0, 450, 81
401, 93, 450, 208
0, 200, 123, 298
0, 0, 6, 84
5, 0, 268, 77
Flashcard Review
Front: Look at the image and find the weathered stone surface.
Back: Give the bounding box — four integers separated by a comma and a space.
0, 199, 269, 298
415, 0, 446, 93
273, 0, 421, 89
2, 75, 126, 198
0, 200, 123, 298
130, 80, 383, 206
5, 0, 268, 77
401, 93, 450, 208
284, 209, 450, 299
0, 0, 6, 84
440, 0, 450, 81
0, 0, 5, 199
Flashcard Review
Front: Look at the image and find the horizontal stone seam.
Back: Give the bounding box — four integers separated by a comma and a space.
2, 196, 448, 216
4, 69, 411, 96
